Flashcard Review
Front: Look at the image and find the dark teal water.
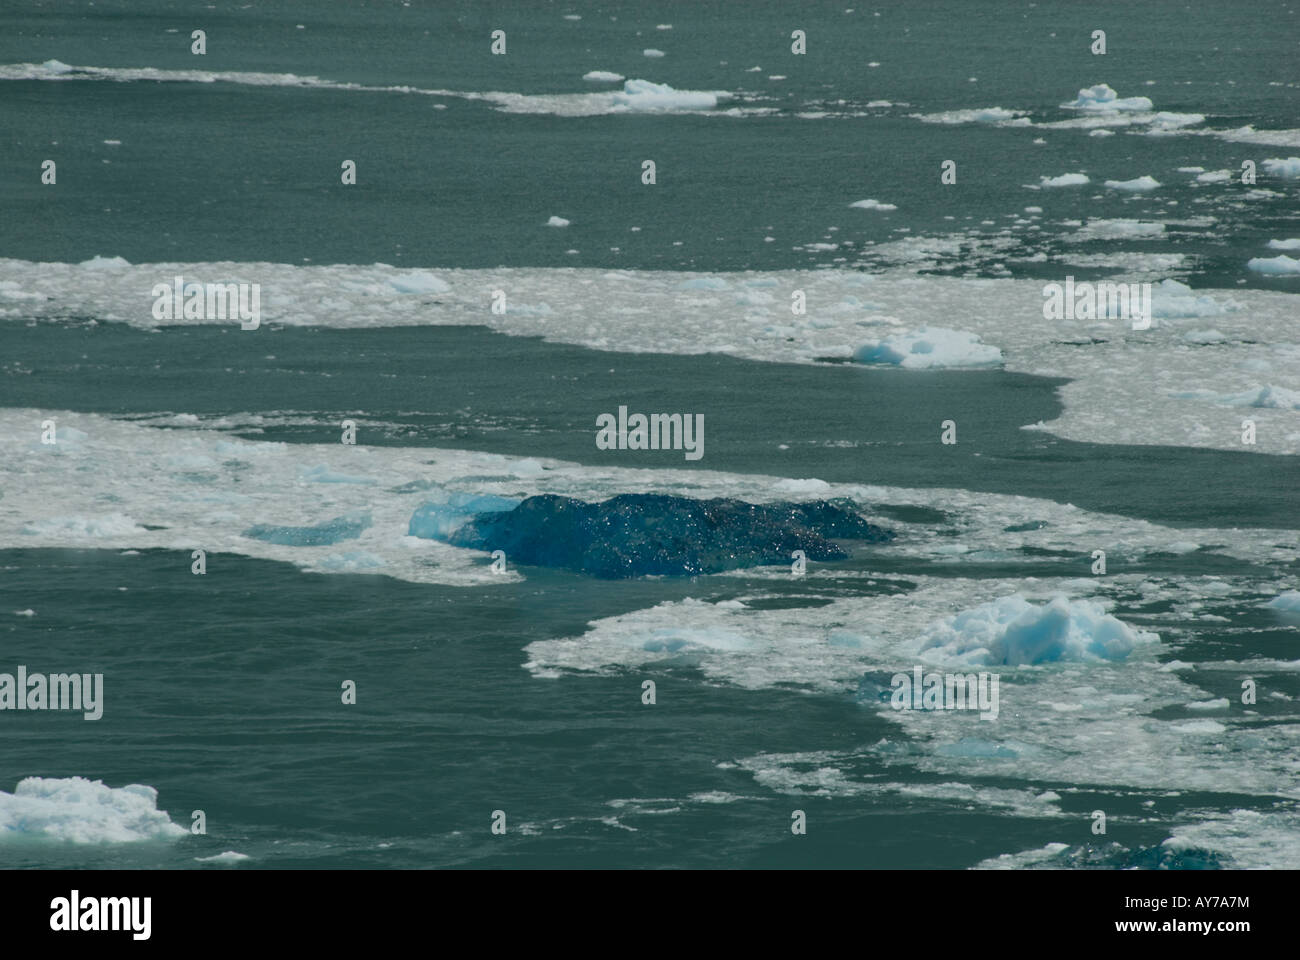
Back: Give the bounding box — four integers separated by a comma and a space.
2, 0, 1297, 284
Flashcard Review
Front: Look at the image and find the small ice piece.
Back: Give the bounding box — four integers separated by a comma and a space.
546, 215, 571, 227
1040, 173, 1090, 188
1104, 175, 1160, 192
643, 48, 665, 58
849, 198, 898, 211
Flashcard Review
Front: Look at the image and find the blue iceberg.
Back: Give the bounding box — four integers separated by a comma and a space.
409, 493, 893, 578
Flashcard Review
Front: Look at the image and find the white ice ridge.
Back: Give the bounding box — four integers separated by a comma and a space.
0, 61, 742, 118
4, 410, 1294, 586
911, 81, 1300, 147
0, 777, 187, 843
5, 258, 1300, 454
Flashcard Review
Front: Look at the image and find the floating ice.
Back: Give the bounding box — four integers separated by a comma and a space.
1070, 218, 1165, 240
23, 512, 145, 538
0, 777, 186, 843
387, 271, 450, 294
912, 106, 1025, 125
5, 260, 1299, 454
301, 464, 377, 484
1171, 385, 1300, 410
849, 198, 898, 211
1171, 719, 1227, 734
1151, 279, 1234, 319
546, 216, 570, 228
917, 595, 1157, 666
1262, 157, 1300, 178
1267, 239, 1300, 250
1040, 173, 1090, 187
678, 276, 729, 290
408, 493, 522, 539
1247, 255, 1300, 275
415, 493, 894, 578
854, 327, 1002, 369
244, 512, 372, 546
1063, 84, 1154, 113
196, 851, 251, 863
1268, 591, 1300, 612
583, 71, 623, 83
79, 254, 131, 270
612, 79, 716, 112
1104, 176, 1160, 192
316, 551, 386, 571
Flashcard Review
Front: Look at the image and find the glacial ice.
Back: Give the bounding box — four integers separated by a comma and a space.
849, 198, 898, 211
1247, 255, 1300, 275
917, 595, 1157, 666
1104, 176, 1161, 192
1150, 279, 1234, 318
1040, 173, 1090, 187
0, 777, 186, 843
612, 79, 714, 111
1266, 591, 1300, 621
412, 493, 894, 578
1261, 157, 1300, 178
1063, 84, 1154, 113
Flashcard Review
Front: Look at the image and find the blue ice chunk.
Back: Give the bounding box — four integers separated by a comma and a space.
410, 492, 893, 578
